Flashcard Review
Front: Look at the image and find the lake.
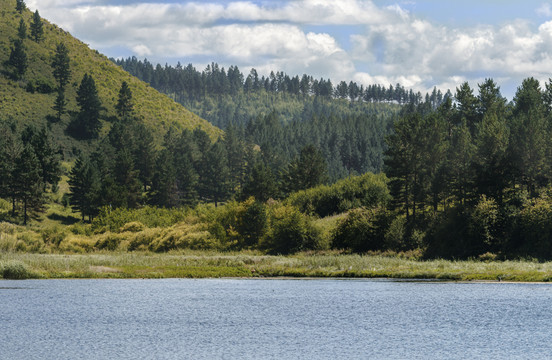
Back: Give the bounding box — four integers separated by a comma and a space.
1, 279, 551, 359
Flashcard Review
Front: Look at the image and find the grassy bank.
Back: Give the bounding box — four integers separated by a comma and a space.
2, 251, 552, 282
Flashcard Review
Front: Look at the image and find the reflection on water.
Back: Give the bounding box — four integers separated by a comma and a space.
1, 278, 551, 359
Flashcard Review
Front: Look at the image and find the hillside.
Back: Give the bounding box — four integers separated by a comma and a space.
0, 1, 221, 156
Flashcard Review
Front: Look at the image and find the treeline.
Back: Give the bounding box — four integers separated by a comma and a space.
114, 57, 452, 106
383, 78, 552, 259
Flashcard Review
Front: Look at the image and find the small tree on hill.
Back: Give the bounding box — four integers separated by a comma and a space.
18, 19, 27, 39
16, 0, 26, 13
7, 39, 27, 79
116, 81, 134, 119
51, 43, 71, 121
30, 10, 43, 42
52, 43, 71, 90
68, 74, 102, 139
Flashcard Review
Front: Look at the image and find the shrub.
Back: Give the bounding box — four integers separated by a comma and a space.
1, 261, 35, 279
384, 215, 407, 251
92, 206, 188, 232
286, 172, 390, 217
58, 235, 96, 253
212, 198, 268, 250
510, 196, 552, 259
128, 228, 163, 251
95, 233, 123, 251
16, 232, 44, 253
261, 203, 320, 254
41, 227, 67, 246
119, 221, 145, 233
331, 207, 388, 253
152, 224, 218, 252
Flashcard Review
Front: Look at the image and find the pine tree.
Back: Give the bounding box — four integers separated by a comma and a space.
21, 126, 61, 189
16, 0, 26, 13
15, 145, 44, 225
281, 144, 328, 194
30, 10, 43, 42
198, 141, 231, 206
241, 159, 277, 202
18, 18, 27, 39
69, 74, 102, 139
68, 155, 101, 221
116, 81, 134, 118
52, 43, 71, 90
7, 39, 27, 79
53, 90, 66, 122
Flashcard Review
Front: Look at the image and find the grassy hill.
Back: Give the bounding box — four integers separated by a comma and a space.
0, 0, 221, 156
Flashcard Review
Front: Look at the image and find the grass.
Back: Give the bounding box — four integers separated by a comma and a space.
2, 250, 552, 281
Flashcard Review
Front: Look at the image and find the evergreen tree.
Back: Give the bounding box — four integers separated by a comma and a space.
241, 159, 277, 202
7, 39, 27, 79
16, 0, 26, 13
113, 148, 142, 208
53, 90, 66, 122
149, 149, 178, 207
68, 156, 101, 221
21, 126, 61, 189
455, 82, 478, 135
509, 77, 547, 195
224, 126, 246, 193
69, 74, 102, 139
116, 81, 134, 118
15, 145, 43, 225
52, 43, 71, 90
18, 18, 27, 39
30, 10, 43, 42
198, 141, 231, 206
281, 144, 328, 194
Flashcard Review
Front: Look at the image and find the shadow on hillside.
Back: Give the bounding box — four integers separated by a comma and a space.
47, 212, 80, 225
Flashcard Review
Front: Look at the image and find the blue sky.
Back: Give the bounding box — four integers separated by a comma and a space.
26, 0, 552, 99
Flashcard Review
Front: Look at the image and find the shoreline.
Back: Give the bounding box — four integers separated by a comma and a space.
2, 252, 552, 282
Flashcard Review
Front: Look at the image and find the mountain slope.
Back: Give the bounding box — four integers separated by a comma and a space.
0, 1, 221, 154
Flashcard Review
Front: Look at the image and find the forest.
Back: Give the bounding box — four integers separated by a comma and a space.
4, 0, 552, 262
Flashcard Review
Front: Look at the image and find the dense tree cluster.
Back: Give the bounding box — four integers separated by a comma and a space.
384, 78, 552, 259
114, 58, 416, 179
0, 123, 61, 224
64, 82, 335, 221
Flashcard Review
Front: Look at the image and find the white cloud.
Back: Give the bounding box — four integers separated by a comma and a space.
24, 0, 552, 98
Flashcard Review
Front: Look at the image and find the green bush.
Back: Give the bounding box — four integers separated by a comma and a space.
95, 233, 123, 251
331, 207, 389, 252
41, 227, 67, 246
510, 196, 552, 259
119, 221, 145, 233
211, 198, 268, 250
261, 203, 320, 254
92, 206, 189, 232
1, 261, 35, 279
286, 173, 390, 217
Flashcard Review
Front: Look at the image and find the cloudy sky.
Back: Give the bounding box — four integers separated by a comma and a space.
25, 0, 552, 99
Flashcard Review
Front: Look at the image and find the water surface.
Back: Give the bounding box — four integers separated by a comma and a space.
1, 279, 551, 359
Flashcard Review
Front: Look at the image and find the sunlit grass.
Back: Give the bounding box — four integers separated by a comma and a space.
1, 251, 552, 281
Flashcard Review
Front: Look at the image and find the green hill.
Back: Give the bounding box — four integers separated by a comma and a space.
0, 0, 221, 155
